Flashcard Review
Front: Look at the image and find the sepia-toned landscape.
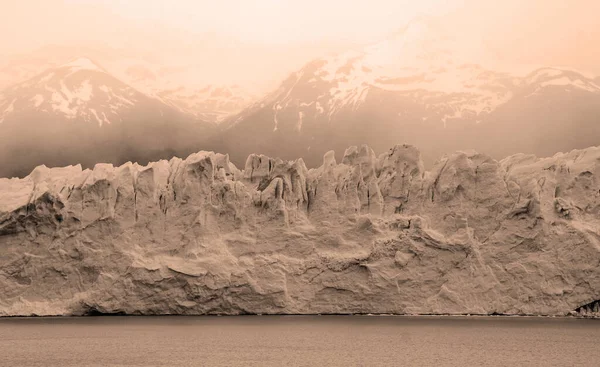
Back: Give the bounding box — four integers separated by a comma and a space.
1, 1, 600, 366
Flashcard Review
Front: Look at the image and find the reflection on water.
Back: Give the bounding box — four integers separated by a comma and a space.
0, 316, 599, 367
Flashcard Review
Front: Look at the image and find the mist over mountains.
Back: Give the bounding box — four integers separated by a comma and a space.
0, 58, 215, 177
1, 18, 600, 178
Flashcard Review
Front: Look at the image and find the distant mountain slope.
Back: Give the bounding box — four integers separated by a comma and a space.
472, 67, 600, 160
214, 19, 600, 167
0, 58, 215, 177
153, 84, 255, 123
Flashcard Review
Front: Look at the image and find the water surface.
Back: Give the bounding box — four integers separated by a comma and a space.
0, 316, 598, 366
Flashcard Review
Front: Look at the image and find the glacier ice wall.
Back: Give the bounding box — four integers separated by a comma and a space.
1, 144, 599, 316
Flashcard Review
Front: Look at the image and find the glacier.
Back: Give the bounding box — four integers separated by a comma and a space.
0, 144, 599, 316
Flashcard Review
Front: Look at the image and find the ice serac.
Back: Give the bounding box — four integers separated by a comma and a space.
1, 144, 599, 316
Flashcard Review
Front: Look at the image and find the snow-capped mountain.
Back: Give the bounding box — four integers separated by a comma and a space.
224, 18, 518, 130
215, 19, 600, 167
0, 58, 215, 177
0, 57, 159, 126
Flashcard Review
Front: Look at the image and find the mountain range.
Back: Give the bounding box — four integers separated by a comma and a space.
0, 52, 256, 122
213, 20, 600, 166
1, 19, 600, 177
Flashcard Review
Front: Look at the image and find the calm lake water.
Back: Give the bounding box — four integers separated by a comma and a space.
0, 316, 598, 366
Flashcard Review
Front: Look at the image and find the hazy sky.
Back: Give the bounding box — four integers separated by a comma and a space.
1, 0, 599, 89
3, 0, 456, 49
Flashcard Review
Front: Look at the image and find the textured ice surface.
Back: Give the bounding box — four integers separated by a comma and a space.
0, 145, 599, 316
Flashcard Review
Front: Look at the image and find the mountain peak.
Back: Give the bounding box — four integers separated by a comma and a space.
60, 57, 105, 73
0, 56, 144, 127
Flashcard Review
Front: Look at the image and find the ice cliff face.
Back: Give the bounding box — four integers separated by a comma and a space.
1, 144, 599, 316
